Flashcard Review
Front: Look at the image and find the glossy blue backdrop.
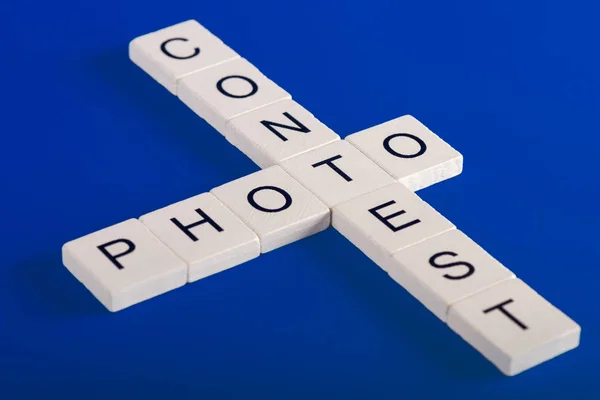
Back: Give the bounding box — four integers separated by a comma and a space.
2, 0, 598, 398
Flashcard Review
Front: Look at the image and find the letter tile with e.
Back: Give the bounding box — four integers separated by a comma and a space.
332, 182, 455, 269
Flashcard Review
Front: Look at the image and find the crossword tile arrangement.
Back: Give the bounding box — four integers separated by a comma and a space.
62, 20, 580, 376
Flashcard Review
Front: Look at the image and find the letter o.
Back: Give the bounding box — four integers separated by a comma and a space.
160, 38, 200, 60
216, 75, 258, 98
247, 186, 292, 213
383, 133, 427, 159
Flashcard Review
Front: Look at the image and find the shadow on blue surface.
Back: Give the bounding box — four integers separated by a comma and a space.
10, 254, 108, 317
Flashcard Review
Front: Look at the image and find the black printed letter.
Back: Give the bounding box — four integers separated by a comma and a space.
170, 208, 224, 242
368, 200, 421, 232
429, 251, 475, 280
247, 186, 292, 213
260, 112, 310, 142
312, 155, 352, 182
160, 38, 200, 60
216, 75, 258, 98
383, 133, 427, 159
483, 299, 528, 330
97, 239, 136, 270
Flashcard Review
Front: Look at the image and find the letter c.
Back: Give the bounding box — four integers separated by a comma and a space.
160, 38, 200, 60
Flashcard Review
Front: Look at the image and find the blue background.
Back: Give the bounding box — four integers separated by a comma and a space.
2, 0, 598, 398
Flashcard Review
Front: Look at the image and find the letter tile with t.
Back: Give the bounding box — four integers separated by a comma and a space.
447, 279, 580, 376
280, 140, 396, 208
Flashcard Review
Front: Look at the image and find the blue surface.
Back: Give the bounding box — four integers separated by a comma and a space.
2, 0, 598, 398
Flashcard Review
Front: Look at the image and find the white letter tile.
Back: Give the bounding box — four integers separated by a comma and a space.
129, 20, 239, 95
62, 219, 187, 312
448, 278, 580, 376
140, 193, 260, 283
387, 229, 515, 321
346, 115, 462, 191
280, 140, 395, 208
226, 99, 340, 168
332, 183, 455, 269
178, 58, 291, 135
